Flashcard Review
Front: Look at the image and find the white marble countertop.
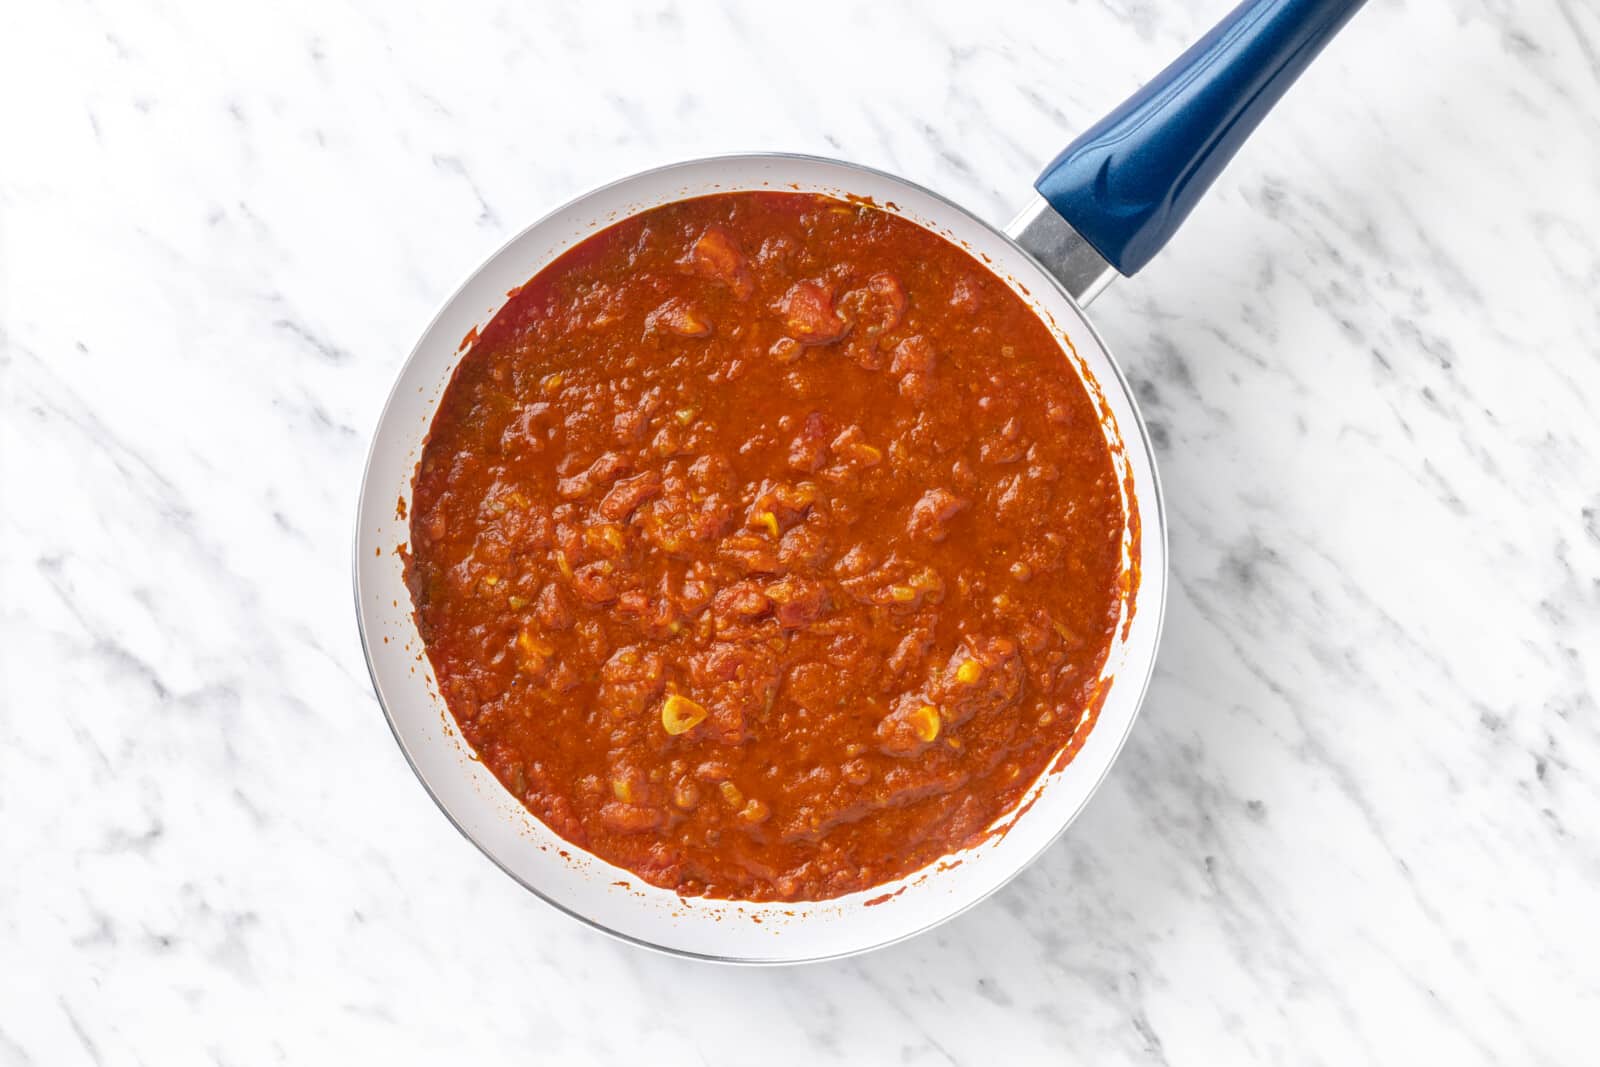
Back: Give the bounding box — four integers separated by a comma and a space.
3, 0, 1597, 1062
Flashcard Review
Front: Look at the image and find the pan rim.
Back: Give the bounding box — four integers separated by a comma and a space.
351, 151, 1170, 965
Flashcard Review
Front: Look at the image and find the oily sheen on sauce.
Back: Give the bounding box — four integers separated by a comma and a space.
406, 191, 1128, 902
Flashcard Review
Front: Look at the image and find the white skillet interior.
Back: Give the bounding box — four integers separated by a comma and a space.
353, 154, 1167, 963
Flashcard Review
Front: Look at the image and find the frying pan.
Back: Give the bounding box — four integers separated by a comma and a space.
354, 0, 1364, 962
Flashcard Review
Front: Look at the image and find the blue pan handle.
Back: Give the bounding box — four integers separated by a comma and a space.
1035, 0, 1367, 277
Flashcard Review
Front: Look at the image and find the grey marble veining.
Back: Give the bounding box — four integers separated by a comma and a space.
2, 0, 1596, 1062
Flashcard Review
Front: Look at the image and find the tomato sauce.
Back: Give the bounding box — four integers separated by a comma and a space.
406, 192, 1128, 901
